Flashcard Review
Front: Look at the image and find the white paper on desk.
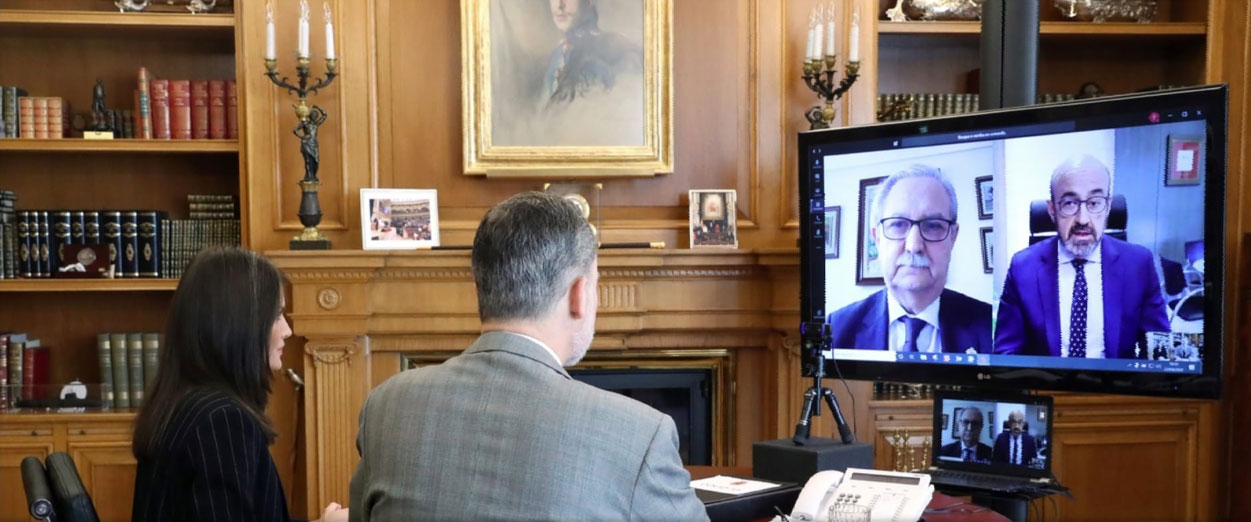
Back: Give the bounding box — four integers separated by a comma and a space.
690, 475, 780, 496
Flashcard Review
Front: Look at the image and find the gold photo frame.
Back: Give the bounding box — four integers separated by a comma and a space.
461, 0, 673, 178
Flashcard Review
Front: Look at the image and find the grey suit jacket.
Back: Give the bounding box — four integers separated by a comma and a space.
348, 331, 708, 522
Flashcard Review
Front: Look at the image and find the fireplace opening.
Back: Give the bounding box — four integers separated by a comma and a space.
568, 368, 712, 465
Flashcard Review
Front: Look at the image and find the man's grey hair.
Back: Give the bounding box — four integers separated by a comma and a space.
1049, 154, 1112, 201
872, 164, 958, 223
472, 191, 598, 322
961, 406, 985, 424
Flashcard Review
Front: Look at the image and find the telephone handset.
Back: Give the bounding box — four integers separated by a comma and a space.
786, 468, 933, 522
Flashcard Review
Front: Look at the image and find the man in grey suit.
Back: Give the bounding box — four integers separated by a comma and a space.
349, 192, 708, 522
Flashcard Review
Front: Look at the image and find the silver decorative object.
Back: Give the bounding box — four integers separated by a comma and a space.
903, 0, 984, 21
115, 0, 151, 12
187, 0, 217, 14
885, 0, 909, 22
1054, 0, 1157, 23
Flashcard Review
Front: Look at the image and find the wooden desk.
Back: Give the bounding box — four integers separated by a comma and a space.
686, 466, 1008, 522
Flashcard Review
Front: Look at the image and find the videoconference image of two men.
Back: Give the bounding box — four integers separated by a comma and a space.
821, 120, 1207, 366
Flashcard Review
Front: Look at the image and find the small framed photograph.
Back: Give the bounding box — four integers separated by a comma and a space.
360, 188, 440, 250
980, 227, 993, 274
856, 176, 887, 285
824, 206, 841, 259
689, 189, 737, 248
974, 175, 993, 219
1165, 135, 1203, 186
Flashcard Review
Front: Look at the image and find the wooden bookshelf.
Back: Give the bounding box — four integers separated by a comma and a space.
0, 9, 234, 34
0, 279, 179, 292
878, 21, 1208, 37
0, 139, 239, 154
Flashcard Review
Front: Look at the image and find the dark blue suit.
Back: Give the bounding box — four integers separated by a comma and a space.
825, 289, 993, 353
992, 432, 1038, 466
994, 236, 1170, 358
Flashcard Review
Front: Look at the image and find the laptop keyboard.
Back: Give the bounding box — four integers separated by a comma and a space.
924, 469, 1035, 493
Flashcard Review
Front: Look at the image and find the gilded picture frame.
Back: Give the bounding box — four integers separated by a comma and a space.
461, 0, 674, 178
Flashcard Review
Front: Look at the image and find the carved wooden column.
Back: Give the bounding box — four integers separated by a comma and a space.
303, 337, 368, 512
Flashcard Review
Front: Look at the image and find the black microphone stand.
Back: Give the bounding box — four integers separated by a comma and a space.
793, 322, 855, 445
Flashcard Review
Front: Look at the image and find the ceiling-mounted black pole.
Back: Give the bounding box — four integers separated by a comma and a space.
980, 0, 1040, 109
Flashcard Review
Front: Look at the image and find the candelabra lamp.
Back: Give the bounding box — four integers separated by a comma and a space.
803, 55, 861, 130
265, 56, 338, 249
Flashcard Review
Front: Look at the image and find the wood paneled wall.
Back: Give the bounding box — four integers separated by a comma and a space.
235, 0, 1251, 517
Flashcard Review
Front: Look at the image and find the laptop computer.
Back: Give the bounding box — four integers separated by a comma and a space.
919, 389, 1055, 494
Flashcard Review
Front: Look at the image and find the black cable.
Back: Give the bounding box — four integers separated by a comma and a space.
828, 354, 857, 435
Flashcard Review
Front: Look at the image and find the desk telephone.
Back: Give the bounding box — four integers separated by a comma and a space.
783, 468, 933, 522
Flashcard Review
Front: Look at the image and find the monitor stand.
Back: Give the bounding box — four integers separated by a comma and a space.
972, 493, 1028, 522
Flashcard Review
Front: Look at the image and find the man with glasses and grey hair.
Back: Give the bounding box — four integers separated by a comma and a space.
348, 192, 707, 521
826, 165, 993, 354
995, 154, 1169, 358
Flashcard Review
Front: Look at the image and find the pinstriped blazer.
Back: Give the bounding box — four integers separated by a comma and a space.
132, 388, 289, 522
348, 332, 708, 522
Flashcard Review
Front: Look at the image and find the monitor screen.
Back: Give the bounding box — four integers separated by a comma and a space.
798, 85, 1226, 399
931, 389, 1054, 479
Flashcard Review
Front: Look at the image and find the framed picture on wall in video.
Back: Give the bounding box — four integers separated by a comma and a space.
974, 175, 993, 219
856, 176, 886, 285
824, 206, 841, 259
1165, 135, 1203, 186
980, 227, 993, 274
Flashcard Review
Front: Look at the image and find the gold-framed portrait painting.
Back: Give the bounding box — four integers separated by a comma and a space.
461, 0, 673, 177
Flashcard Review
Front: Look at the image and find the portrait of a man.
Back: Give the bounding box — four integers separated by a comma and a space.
489, 0, 645, 147
994, 154, 1170, 358
827, 165, 993, 353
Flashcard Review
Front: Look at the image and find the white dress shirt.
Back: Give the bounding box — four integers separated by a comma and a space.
886, 293, 943, 353
498, 331, 565, 367
1058, 242, 1106, 358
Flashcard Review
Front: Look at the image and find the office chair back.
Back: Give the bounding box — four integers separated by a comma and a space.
45, 452, 100, 522
1028, 194, 1127, 245
21, 456, 55, 521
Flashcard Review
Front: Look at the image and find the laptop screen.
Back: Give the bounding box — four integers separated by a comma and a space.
931, 389, 1054, 479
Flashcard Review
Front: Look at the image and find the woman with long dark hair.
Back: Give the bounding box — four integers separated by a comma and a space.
131, 247, 346, 522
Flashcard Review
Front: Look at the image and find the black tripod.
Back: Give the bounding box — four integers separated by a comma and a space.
793, 323, 855, 445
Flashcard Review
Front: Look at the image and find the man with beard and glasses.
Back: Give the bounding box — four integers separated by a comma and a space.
826, 165, 993, 354
348, 192, 706, 521
994, 155, 1169, 358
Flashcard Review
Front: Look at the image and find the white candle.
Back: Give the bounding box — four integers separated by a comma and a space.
298, 0, 310, 58
812, 21, 824, 61
849, 11, 861, 62
323, 2, 335, 60
265, 2, 276, 60
825, 8, 835, 56
805, 25, 815, 62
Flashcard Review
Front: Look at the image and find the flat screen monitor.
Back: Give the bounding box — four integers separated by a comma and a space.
798, 85, 1226, 399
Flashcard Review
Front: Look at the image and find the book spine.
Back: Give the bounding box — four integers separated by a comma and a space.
109, 333, 129, 408
138, 211, 160, 277
160, 219, 170, 279
0, 334, 8, 406
97, 333, 113, 405
8, 336, 25, 402
47, 97, 63, 139
31, 97, 47, 139
226, 80, 238, 139
37, 211, 50, 277
138, 67, 153, 139
18, 96, 33, 138
84, 211, 100, 244
127, 333, 144, 407
170, 80, 192, 140
142, 332, 159, 386
208, 80, 226, 140
71, 211, 85, 245
2, 87, 14, 138
51, 211, 70, 273
151, 79, 171, 140
190, 80, 209, 139
121, 211, 139, 278
102, 211, 123, 278
17, 211, 30, 278
22, 345, 48, 400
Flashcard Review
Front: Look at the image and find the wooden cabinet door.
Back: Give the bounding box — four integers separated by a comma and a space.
68, 441, 137, 522
0, 441, 54, 522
